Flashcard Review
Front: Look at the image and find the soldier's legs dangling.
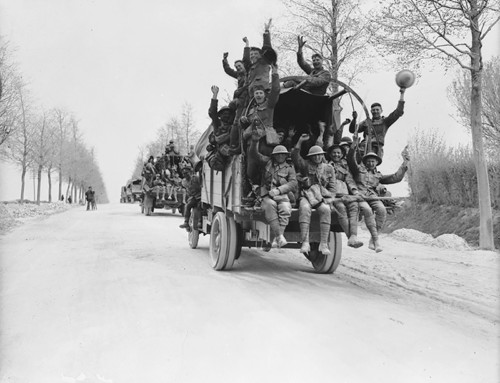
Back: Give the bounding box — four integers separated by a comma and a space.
332, 200, 350, 237
298, 198, 312, 254
317, 202, 332, 256
358, 201, 381, 252
277, 201, 291, 247
262, 197, 281, 244
347, 201, 363, 248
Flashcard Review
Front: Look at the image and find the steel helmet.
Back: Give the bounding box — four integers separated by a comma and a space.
307, 145, 326, 157
362, 152, 382, 166
271, 145, 289, 155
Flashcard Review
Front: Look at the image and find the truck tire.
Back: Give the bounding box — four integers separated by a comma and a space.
188, 207, 200, 249
309, 232, 342, 274
209, 212, 230, 271
225, 216, 241, 269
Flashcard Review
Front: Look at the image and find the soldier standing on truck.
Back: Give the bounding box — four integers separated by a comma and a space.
206, 85, 234, 171
260, 145, 298, 249
282, 35, 331, 96
222, 42, 250, 154
292, 135, 337, 257
241, 63, 280, 185
245, 19, 274, 99
179, 166, 201, 230
349, 88, 406, 159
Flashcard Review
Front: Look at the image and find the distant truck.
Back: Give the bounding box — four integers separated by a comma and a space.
125, 178, 143, 203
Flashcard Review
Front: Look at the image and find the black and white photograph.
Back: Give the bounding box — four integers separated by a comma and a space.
0, 0, 499, 382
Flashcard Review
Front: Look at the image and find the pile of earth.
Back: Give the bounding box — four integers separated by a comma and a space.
384, 199, 500, 249
0, 201, 71, 234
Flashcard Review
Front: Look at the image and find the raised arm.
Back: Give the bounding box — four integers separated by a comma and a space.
291, 133, 309, 173
208, 86, 219, 126
222, 52, 238, 79
242, 37, 251, 69
380, 148, 410, 184
267, 65, 280, 108
296, 35, 312, 75
384, 88, 406, 128
263, 19, 272, 49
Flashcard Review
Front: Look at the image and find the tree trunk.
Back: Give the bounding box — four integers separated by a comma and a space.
36, 164, 42, 205
58, 166, 62, 200
20, 164, 26, 202
65, 177, 71, 201
47, 167, 52, 202
470, 7, 494, 250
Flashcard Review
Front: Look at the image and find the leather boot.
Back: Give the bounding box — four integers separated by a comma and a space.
318, 223, 331, 256
347, 235, 363, 248
270, 219, 280, 248
299, 223, 310, 254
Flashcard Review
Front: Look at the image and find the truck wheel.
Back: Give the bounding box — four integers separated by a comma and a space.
309, 232, 342, 274
188, 208, 200, 249
209, 212, 230, 271
225, 216, 241, 269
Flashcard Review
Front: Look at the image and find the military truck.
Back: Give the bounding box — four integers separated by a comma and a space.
187, 80, 371, 273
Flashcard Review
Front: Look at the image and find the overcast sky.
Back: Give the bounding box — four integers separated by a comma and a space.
0, 0, 498, 201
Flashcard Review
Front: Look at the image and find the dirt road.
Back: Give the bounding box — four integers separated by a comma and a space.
1, 203, 498, 383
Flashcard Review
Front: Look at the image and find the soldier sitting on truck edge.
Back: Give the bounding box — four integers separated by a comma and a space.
292, 135, 337, 257
348, 88, 406, 159
152, 173, 166, 201
206, 85, 235, 171
179, 166, 202, 230
282, 36, 331, 96
241, 63, 280, 185
260, 145, 298, 248
326, 144, 363, 248
346, 143, 410, 252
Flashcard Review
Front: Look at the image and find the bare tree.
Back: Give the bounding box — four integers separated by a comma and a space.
2, 78, 36, 201
370, 0, 499, 249
52, 108, 72, 200
31, 110, 57, 204
0, 40, 22, 147
273, 0, 375, 139
449, 55, 500, 156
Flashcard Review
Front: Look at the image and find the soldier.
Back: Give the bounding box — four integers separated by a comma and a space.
152, 173, 166, 201
326, 144, 363, 248
292, 135, 336, 256
179, 166, 202, 230
206, 85, 234, 171
347, 146, 410, 252
85, 186, 95, 211
260, 145, 298, 248
282, 36, 331, 96
348, 88, 406, 159
223, 42, 251, 153
241, 63, 280, 185
245, 19, 275, 98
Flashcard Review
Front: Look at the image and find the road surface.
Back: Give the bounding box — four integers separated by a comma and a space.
1, 203, 498, 383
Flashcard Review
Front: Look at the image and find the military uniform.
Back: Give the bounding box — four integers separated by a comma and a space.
292, 147, 336, 254
260, 160, 298, 242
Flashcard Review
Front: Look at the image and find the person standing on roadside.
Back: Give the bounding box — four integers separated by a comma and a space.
85, 186, 95, 211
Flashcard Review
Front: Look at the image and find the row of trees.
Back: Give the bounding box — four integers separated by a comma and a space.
130, 102, 201, 179
0, 40, 108, 204
272, 0, 499, 249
